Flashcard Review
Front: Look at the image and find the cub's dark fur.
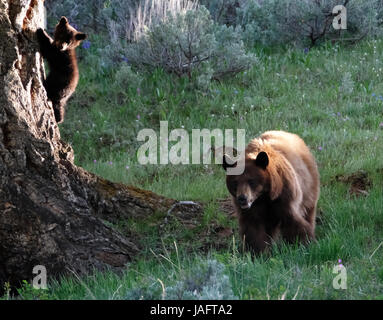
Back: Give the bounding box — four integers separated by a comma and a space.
36, 17, 86, 123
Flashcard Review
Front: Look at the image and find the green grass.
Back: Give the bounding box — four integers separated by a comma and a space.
7, 38, 383, 300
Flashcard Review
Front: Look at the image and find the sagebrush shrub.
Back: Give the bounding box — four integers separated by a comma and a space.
45, 0, 115, 32
199, 0, 245, 25
113, 64, 144, 94
237, 0, 290, 46
119, 4, 256, 81
46, 0, 383, 49
125, 5, 216, 77
237, 0, 383, 47
164, 259, 237, 300
124, 259, 237, 300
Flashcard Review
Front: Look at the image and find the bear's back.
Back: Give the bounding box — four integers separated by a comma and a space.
260, 131, 313, 167
260, 131, 320, 213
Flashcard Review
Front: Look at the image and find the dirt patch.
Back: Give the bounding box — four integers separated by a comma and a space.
194, 198, 237, 252
135, 198, 237, 253
215, 226, 234, 238
335, 170, 372, 197
188, 198, 237, 252
217, 197, 236, 217
121, 197, 240, 254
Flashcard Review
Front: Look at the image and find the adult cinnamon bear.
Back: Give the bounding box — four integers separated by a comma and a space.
36, 17, 86, 123
223, 130, 320, 254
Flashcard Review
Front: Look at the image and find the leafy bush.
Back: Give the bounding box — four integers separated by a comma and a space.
124, 259, 238, 300
199, 0, 245, 25
237, 0, 383, 47
165, 259, 237, 300
124, 4, 215, 77
16, 280, 49, 300
346, 0, 383, 38
114, 64, 144, 90
113, 3, 256, 83
237, 0, 288, 46
46, 0, 383, 50
45, 0, 114, 32
98, 0, 198, 68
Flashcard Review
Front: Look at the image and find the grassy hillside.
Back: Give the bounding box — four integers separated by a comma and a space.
9, 38, 383, 300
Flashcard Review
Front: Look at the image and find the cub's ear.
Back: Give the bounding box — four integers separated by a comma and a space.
255, 151, 269, 169
222, 154, 237, 171
59, 17, 68, 25
75, 33, 87, 41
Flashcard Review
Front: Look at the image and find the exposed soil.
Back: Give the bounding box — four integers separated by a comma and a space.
217, 197, 236, 217
335, 170, 372, 197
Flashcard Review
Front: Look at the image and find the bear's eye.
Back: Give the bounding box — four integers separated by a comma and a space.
248, 180, 257, 188
230, 181, 238, 190
64, 35, 72, 43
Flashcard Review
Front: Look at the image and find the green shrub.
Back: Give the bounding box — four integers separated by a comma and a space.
165, 259, 237, 300
17, 280, 49, 300
46, 0, 383, 71
237, 0, 383, 47
114, 64, 144, 90
124, 259, 238, 300
199, 0, 245, 25
120, 4, 256, 82
45, 0, 114, 32
237, 0, 288, 46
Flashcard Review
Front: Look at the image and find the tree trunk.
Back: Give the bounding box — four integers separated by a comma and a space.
0, 0, 200, 292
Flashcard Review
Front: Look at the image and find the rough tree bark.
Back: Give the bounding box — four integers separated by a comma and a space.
0, 0, 201, 292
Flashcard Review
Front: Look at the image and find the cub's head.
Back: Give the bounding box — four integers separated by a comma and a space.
223, 152, 274, 210
53, 17, 87, 51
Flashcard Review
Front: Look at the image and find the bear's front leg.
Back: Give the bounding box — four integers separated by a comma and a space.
36, 28, 54, 58
282, 206, 315, 244
239, 222, 273, 254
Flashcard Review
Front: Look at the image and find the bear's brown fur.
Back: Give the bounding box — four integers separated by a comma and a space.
223, 130, 320, 254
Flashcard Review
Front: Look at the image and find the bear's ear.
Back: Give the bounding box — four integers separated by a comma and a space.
75, 33, 87, 41
255, 151, 269, 169
222, 154, 237, 171
59, 17, 68, 25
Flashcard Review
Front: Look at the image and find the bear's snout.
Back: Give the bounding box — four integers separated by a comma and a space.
54, 41, 68, 51
237, 195, 251, 210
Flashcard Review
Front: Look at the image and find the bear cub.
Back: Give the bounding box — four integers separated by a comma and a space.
223, 130, 320, 254
36, 17, 86, 123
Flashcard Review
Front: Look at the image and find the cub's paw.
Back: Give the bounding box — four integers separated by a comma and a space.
36, 28, 49, 41
36, 28, 44, 40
